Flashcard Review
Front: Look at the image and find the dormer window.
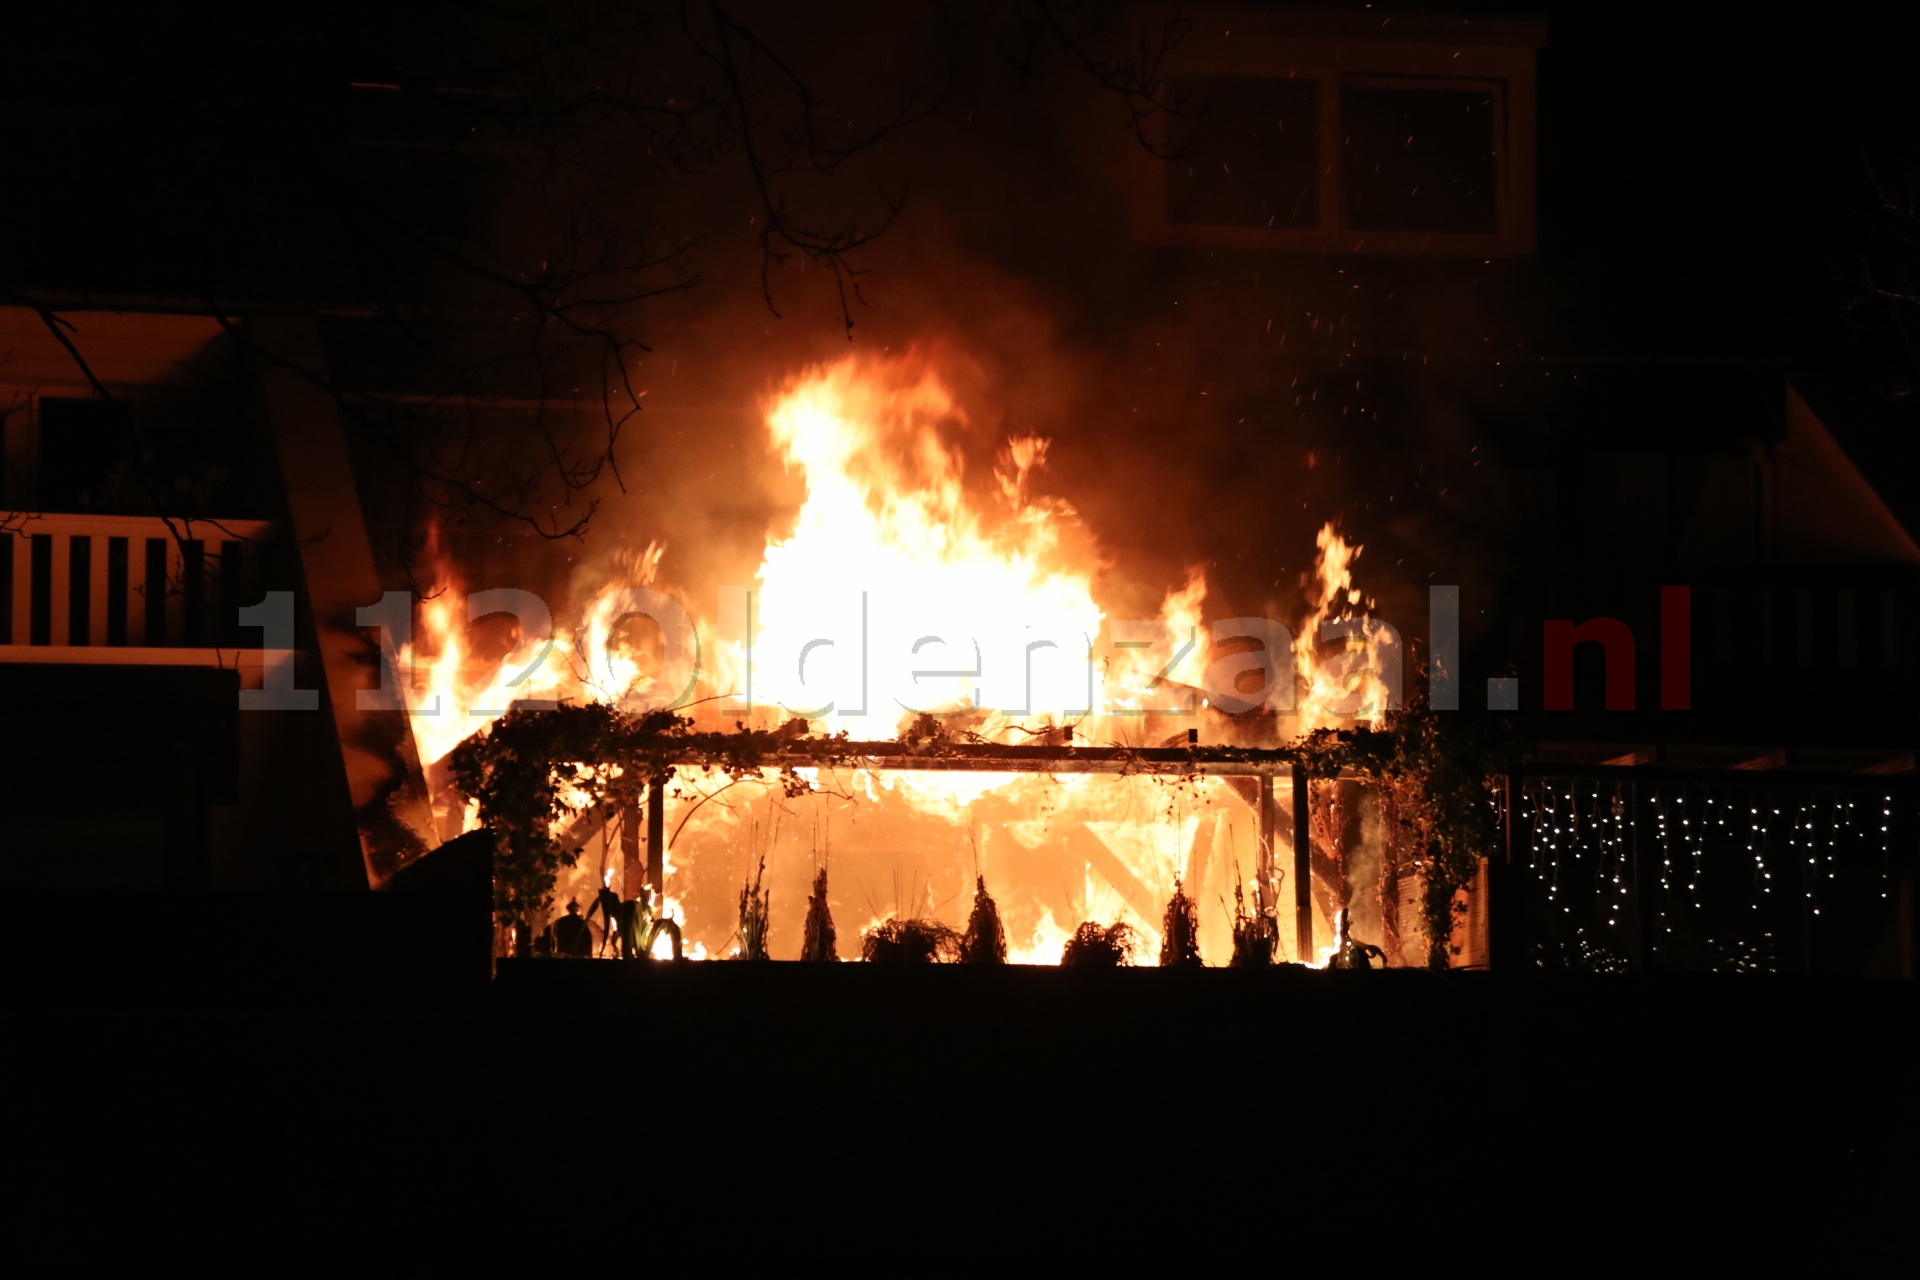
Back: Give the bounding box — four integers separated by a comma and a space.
1137, 11, 1542, 255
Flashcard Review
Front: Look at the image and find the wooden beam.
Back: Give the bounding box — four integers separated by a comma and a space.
552, 799, 614, 859
1291, 763, 1313, 963
646, 778, 666, 906
1057, 821, 1156, 927
1184, 813, 1216, 903
620, 796, 642, 901
763, 741, 1304, 774
1257, 773, 1277, 917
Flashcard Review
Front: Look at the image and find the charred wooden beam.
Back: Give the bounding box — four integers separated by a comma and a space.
1291, 762, 1313, 963
759, 740, 1304, 775
647, 777, 666, 906
1058, 821, 1156, 927
553, 799, 615, 859
620, 795, 642, 900
1257, 773, 1277, 917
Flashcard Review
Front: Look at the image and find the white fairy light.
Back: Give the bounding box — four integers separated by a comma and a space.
1880, 793, 1893, 898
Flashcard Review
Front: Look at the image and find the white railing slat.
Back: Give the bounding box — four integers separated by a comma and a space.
8, 534, 26, 644
90, 533, 109, 646
2, 512, 277, 658
50, 533, 70, 646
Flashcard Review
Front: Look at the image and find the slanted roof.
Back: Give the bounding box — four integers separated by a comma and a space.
1778, 387, 1920, 564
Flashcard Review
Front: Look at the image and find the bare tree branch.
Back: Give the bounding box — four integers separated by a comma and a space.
0, 286, 115, 399
1005, 1, 1194, 158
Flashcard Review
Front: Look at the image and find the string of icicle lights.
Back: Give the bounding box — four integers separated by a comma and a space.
1520, 778, 1895, 973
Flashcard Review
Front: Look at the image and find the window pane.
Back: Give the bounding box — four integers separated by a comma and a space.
1165, 76, 1318, 228
1342, 84, 1499, 234
36, 397, 134, 512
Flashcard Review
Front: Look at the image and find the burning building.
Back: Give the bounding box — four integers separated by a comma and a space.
2, 4, 1913, 977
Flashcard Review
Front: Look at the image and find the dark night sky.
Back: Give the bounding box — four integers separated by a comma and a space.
7, 4, 1917, 357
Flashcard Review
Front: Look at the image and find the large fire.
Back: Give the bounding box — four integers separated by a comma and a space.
400, 352, 1398, 966
743, 355, 1202, 740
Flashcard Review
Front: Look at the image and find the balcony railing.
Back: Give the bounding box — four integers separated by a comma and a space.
2, 512, 284, 666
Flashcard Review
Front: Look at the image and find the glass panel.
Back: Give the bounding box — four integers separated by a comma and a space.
1165, 76, 1319, 229
1342, 82, 1499, 234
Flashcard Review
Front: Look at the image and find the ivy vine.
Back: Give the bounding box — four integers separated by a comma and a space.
446, 705, 852, 936
1293, 686, 1517, 967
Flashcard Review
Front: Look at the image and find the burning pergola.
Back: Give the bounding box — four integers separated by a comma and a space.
443, 692, 1517, 969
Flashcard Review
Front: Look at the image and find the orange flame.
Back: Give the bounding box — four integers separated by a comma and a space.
434, 352, 1394, 966
1296, 522, 1394, 732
